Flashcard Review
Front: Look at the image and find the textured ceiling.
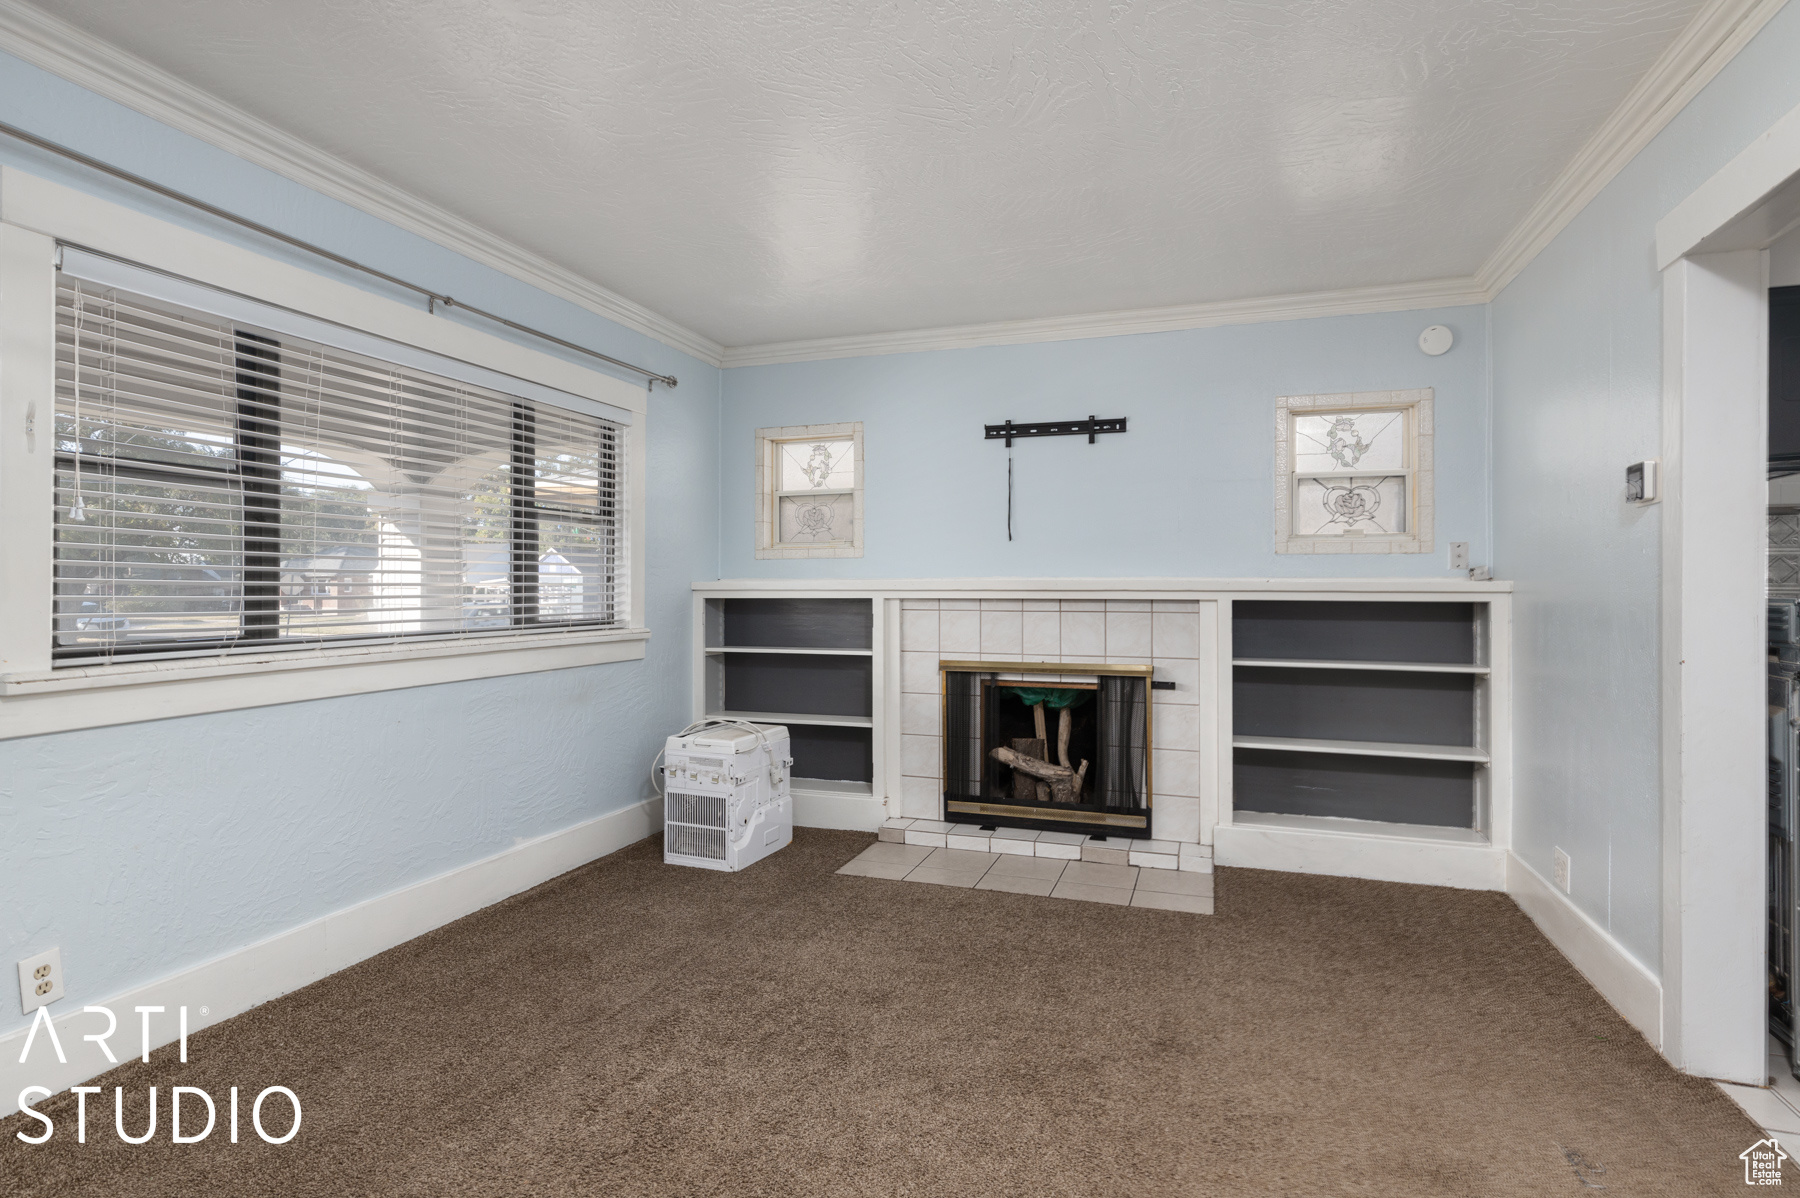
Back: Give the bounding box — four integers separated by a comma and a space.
30, 0, 1704, 348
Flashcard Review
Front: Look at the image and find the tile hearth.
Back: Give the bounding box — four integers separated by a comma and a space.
878, 818, 1214, 873
836, 841, 1215, 914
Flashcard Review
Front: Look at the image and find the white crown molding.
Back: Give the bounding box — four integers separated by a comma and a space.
1473, 0, 1788, 297
719, 275, 1490, 368
0, 0, 726, 367
0, 0, 1780, 372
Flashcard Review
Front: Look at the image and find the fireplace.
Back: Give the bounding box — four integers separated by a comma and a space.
940, 660, 1152, 837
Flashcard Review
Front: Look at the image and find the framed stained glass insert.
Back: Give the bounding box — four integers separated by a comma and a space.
1275, 390, 1432, 555
778, 439, 854, 492
778, 491, 853, 542
756, 422, 864, 558
1292, 410, 1407, 474
1292, 474, 1408, 536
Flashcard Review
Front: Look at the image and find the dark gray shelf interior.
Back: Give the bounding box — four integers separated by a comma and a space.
720, 598, 872, 650
1233, 749, 1476, 827
1234, 667, 1474, 746
789, 724, 874, 784
1232, 600, 1476, 664
722, 653, 873, 718
1232, 600, 1482, 829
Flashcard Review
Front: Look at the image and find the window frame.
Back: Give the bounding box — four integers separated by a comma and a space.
1274, 388, 1434, 555
754, 421, 864, 559
0, 167, 649, 738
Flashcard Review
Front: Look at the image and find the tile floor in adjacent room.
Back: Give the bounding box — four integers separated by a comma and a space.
836, 840, 1214, 912
1716, 1035, 1800, 1155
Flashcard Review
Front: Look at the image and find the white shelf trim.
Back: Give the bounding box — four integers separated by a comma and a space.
1233, 657, 1490, 675
1232, 734, 1489, 764
706, 709, 874, 729
704, 645, 874, 656
694, 577, 1512, 595
1231, 809, 1489, 846
790, 777, 875, 796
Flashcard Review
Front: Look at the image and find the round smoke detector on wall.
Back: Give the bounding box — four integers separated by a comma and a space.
1418, 325, 1454, 356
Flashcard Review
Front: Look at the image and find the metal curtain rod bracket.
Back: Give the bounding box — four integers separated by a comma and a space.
985, 415, 1127, 447
0, 119, 678, 389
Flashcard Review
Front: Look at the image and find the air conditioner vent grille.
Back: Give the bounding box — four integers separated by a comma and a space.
665, 822, 727, 861
667, 791, 727, 828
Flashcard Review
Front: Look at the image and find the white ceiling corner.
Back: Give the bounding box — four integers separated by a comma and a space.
0, 0, 728, 367
1, 0, 1784, 369
1471, 0, 1788, 298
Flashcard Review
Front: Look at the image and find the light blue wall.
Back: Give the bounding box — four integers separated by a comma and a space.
720, 306, 1489, 579
0, 51, 721, 1039
1491, 2, 1800, 970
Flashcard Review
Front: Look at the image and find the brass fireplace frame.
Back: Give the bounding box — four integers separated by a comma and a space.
938, 659, 1154, 831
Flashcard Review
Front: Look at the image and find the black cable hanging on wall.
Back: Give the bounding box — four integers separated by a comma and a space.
987, 415, 1127, 542
1007, 447, 1014, 541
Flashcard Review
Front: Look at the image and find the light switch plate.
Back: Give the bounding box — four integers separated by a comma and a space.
1449, 542, 1469, 570
17, 947, 63, 1013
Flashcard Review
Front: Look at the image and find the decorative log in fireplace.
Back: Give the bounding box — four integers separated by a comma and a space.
940, 660, 1152, 836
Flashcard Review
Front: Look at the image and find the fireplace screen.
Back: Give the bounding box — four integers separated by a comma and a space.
942, 663, 1151, 835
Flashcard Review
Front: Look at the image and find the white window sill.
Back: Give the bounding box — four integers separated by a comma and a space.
756, 543, 864, 559
0, 626, 649, 739
1275, 536, 1428, 555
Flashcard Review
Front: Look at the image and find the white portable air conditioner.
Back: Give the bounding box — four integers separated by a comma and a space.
661, 721, 793, 871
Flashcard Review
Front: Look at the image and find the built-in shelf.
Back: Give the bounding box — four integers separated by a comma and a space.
791, 777, 875, 797
1230, 809, 1492, 846
704, 645, 874, 656
1232, 734, 1489, 764
706, 709, 874, 729
1233, 657, 1489, 675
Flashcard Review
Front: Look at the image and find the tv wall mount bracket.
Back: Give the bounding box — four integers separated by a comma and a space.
985, 416, 1128, 446
987, 415, 1129, 540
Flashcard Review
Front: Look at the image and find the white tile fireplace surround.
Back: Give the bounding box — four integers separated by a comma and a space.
899, 598, 1206, 839
691, 579, 1512, 893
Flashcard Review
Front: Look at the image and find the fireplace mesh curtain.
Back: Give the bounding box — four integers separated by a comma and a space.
944, 669, 982, 802
1096, 676, 1148, 809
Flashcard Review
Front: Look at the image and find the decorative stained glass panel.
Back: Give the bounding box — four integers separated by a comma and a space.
778, 492, 853, 543
1293, 410, 1407, 474
1773, 508, 1800, 598
778, 438, 854, 492
1293, 474, 1408, 536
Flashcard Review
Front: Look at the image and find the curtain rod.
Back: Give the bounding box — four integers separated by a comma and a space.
0, 119, 678, 389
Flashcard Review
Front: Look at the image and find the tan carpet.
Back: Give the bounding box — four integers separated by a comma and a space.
0, 828, 1777, 1196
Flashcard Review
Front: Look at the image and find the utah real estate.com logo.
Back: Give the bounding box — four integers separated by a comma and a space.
14, 1004, 300, 1146
1744, 1138, 1790, 1186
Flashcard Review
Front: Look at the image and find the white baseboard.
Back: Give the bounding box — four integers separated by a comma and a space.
1213, 817, 1506, 890
793, 792, 887, 831
1505, 853, 1663, 1047
1, 797, 661, 1117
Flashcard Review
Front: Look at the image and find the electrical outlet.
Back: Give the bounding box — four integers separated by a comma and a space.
17, 947, 63, 1013
1553, 848, 1571, 894
1449, 542, 1470, 570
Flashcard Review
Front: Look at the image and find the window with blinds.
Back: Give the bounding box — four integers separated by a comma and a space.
53, 273, 626, 663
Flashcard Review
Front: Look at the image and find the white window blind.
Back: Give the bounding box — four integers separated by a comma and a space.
53, 271, 627, 664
